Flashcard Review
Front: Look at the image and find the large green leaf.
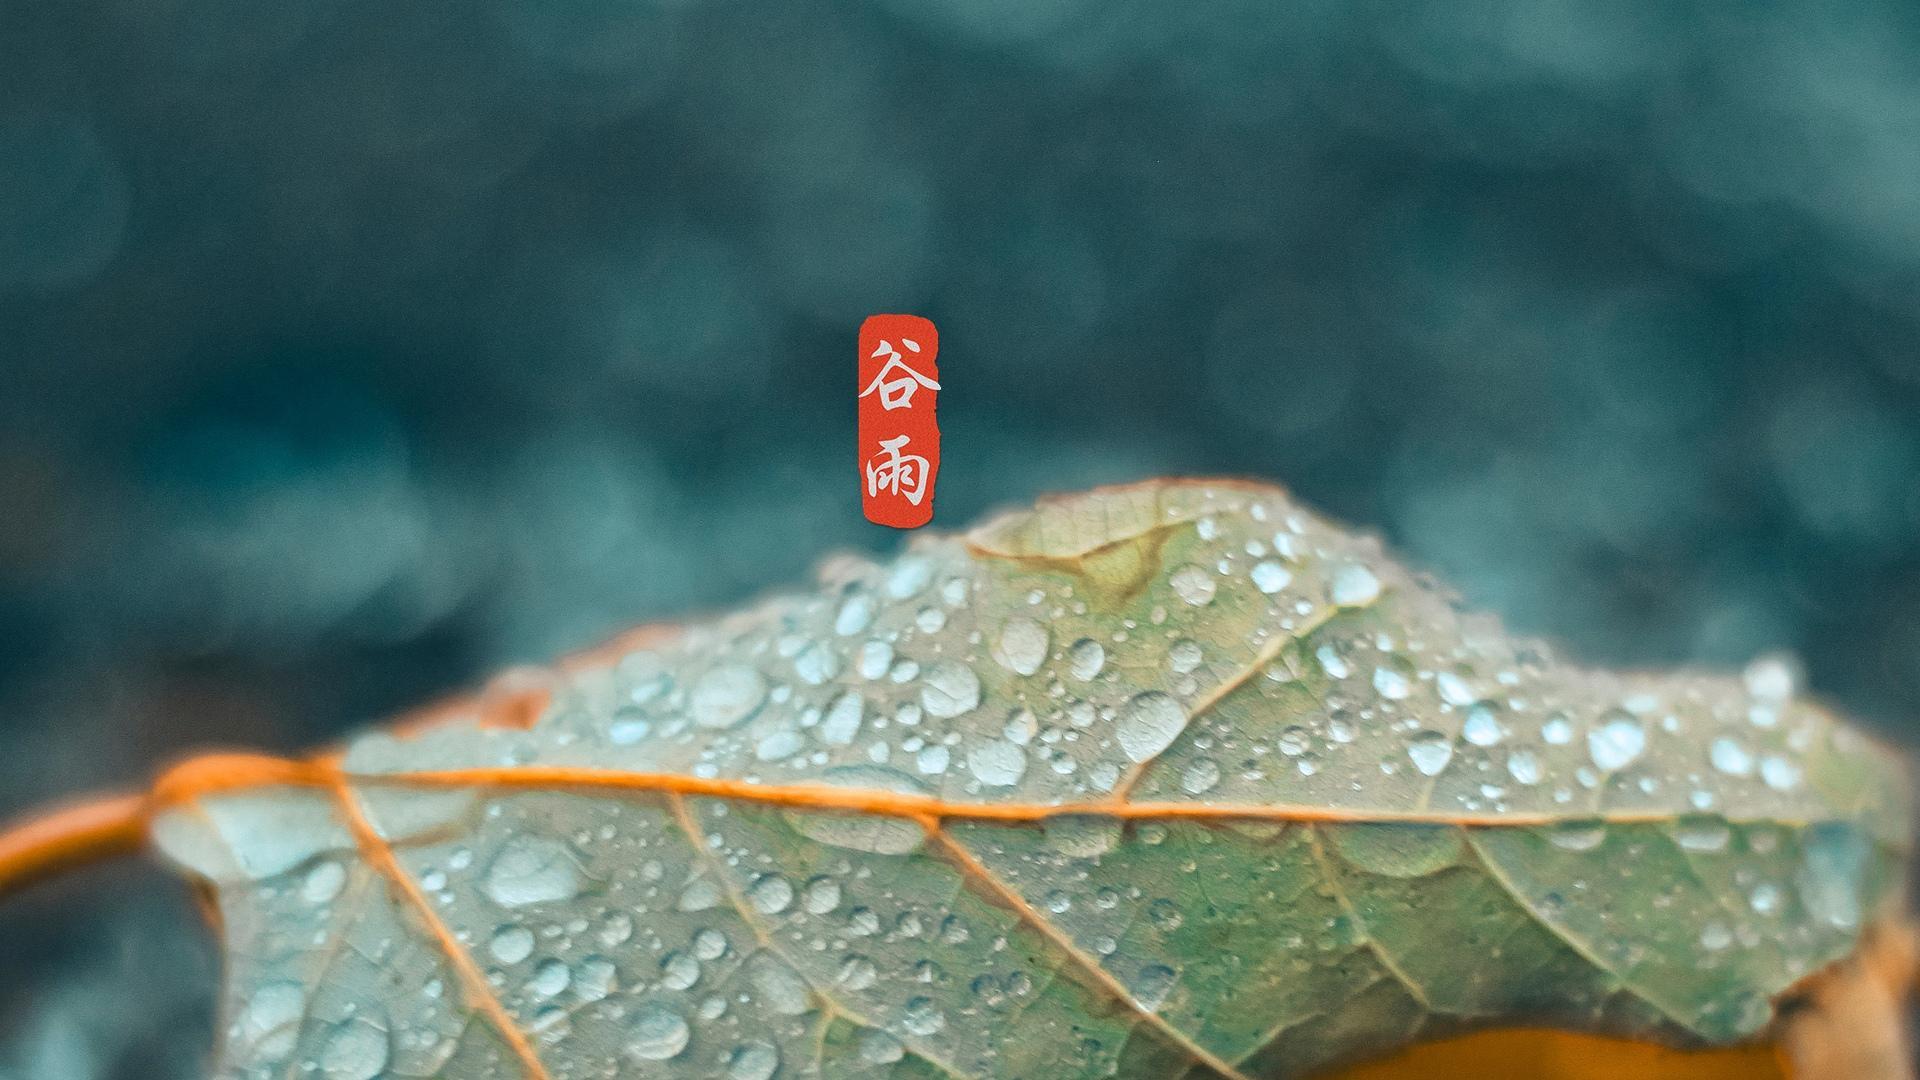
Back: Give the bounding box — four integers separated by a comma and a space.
149, 479, 1908, 1079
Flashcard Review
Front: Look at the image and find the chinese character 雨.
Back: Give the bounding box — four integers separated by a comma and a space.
865, 434, 931, 506
859, 338, 940, 411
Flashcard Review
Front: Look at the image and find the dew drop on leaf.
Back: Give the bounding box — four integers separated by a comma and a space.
482, 836, 582, 908
1116, 692, 1187, 763
319, 1017, 389, 1080
625, 1003, 691, 1061
783, 766, 929, 854
489, 923, 535, 964
691, 664, 768, 729
1131, 964, 1177, 1012
1331, 564, 1381, 607
1250, 560, 1292, 594
1711, 736, 1754, 776
1067, 638, 1106, 681
1169, 565, 1217, 606
993, 617, 1050, 677
1587, 711, 1647, 771
727, 1041, 780, 1080
921, 661, 982, 718
966, 739, 1028, 787
1406, 731, 1453, 776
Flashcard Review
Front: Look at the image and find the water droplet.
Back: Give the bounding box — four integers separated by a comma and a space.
835, 591, 875, 636
886, 556, 933, 599
1711, 737, 1754, 776
837, 954, 878, 990
530, 959, 571, 998
1315, 644, 1351, 680
1251, 560, 1292, 594
1548, 821, 1607, 852
574, 956, 617, 1001
1436, 672, 1476, 707
625, 1004, 690, 1061
747, 955, 811, 1015
994, 617, 1050, 677
1743, 654, 1798, 703
489, 924, 535, 964
903, 996, 946, 1035
691, 664, 767, 729
802, 875, 842, 914
1116, 692, 1188, 763
966, 740, 1028, 787
1167, 639, 1204, 674
302, 860, 346, 904
660, 951, 701, 990
1700, 921, 1732, 950
679, 877, 723, 912
1277, 725, 1312, 756
235, 983, 305, 1059
1750, 883, 1781, 915
1045, 816, 1121, 857
1169, 565, 1217, 606
1067, 639, 1106, 681
1541, 714, 1573, 745
915, 744, 951, 775
755, 729, 805, 762
1180, 758, 1221, 795
693, 927, 729, 960
1759, 755, 1802, 792
1676, 816, 1731, 853
320, 1018, 389, 1080
784, 766, 929, 854
859, 1030, 905, 1064
819, 692, 865, 746
1587, 712, 1646, 771
1131, 965, 1177, 1011
1506, 749, 1542, 785
748, 873, 794, 915
1406, 731, 1453, 776
728, 1041, 780, 1080
1003, 708, 1038, 745
1147, 898, 1185, 931
1372, 666, 1410, 700
1462, 706, 1503, 747
1331, 565, 1381, 607
483, 837, 581, 908
920, 661, 981, 718
609, 711, 652, 745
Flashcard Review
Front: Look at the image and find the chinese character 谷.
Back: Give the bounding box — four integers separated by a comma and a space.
864, 434, 931, 506
859, 338, 940, 411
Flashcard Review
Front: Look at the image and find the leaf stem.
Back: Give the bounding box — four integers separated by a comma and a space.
0, 791, 149, 902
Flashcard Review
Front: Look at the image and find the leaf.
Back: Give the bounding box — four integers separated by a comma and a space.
103, 480, 1915, 1077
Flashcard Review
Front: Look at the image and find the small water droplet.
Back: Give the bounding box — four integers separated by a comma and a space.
529, 958, 571, 998
320, 1018, 389, 1080
692, 927, 729, 960
802, 875, 842, 914
1700, 921, 1732, 950
1169, 565, 1217, 606
660, 951, 701, 990
1759, 755, 1802, 792
836, 954, 878, 990
1506, 749, 1542, 785
302, 860, 346, 904
820, 692, 864, 746
1548, 821, 1607, 852
835, 591, 875, 636
1167, 639, 1204, 674
1541, 714, 1573, 745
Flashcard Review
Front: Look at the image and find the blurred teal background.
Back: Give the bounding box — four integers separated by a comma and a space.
4, 1, 1920, 1075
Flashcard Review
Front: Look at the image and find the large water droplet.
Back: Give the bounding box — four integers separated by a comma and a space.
1759, 755, 1802, 792
1406, 731, 1453, 776
1116, 692, 1188, 763
802, 875, 842, 914
1331, 565, 1381, 607
966, 740, 1028, 787
301, 860, 347, 904
747, 954, 811, 1015
489, 923, 535, 964
1251, 560, 1292, 594
625, 1004, 691, 1061
835, 591, 875, 636
1506, 749, 1542, 785
1462, 706, 1503, 747
1169, 565, 1217, 606
1710, 737, 1754, 777
728, 1041, 781, 1080
320, 1018, 389, 1080
859, 1030, 906, 1064
994, 617, 1050, 677
903, 996, 947, 1035
483, 837, 581, 908
820, 691, 865, 746
1587, 712, 1646, 771
660, 951, 701, 990
747, 873, 794, 915
1067, 638, 1106, 681
784, 767, 929, 854
1180, 758, 1221, 795
1131, 965, 1177, 1012
921, 661, 981, 718
235, 983, 305, 1060
691, 664, 767, 729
